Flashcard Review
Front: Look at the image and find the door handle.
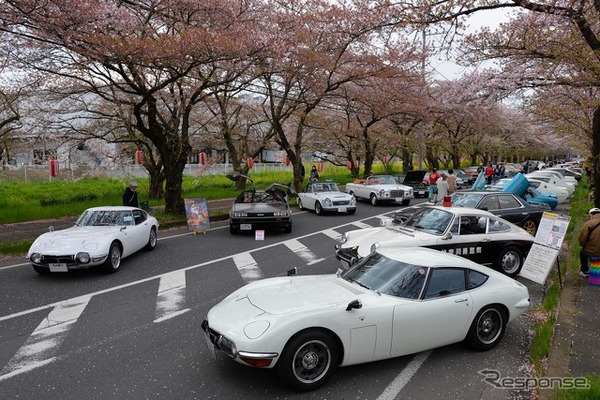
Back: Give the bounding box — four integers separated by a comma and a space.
455, 298, 468, 303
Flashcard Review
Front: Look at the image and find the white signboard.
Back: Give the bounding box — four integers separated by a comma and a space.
255, 230, 265, 241
519, 212, 571, 285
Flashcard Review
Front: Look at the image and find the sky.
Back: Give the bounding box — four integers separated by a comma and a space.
428, 9, 515, 80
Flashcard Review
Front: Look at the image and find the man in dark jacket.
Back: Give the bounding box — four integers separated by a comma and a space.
123, 181, 139, 208
578, 207, 600, 277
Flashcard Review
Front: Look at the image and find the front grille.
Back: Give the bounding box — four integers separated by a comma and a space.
247, 212, 275, 217
332, 200, 351, 206
390, 190, 405, 197
41, 255, 74, 264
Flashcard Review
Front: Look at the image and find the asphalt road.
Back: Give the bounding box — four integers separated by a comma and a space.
0, 199, 542, 399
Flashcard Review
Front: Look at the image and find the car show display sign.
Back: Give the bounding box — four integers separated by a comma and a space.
184, 198, 210, 234
520, 212, 570, 285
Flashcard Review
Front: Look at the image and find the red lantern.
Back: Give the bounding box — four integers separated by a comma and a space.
247, 157, 254, 169
346, 160, 352, 170
284, 155, 290, 166
50, 159, 59, 177
135, 149, 144, 164
199, 151, 207, 166
383, 155, 389, 165
317, 162, 323, 172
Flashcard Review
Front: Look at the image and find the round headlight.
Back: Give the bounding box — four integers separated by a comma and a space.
30, 253, 42, 263
340, 232, 349, 244
324, 198, 332, 207
350, 196, 356, 206
370, 242, 381, 253
76, 252, 91, 263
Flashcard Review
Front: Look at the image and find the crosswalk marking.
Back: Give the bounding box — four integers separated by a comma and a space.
232, 252, 264, 283
352, 221, 372, 229
321, 228, 342, 240
283, 239, 325, 265
0, 295, 90, 382
154, 270, 190, 323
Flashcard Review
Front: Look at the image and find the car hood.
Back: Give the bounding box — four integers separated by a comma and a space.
231, 202, 290, 213
28, 226, 121, 253
214, 275, 363, 317
403, 170, 426, 183
342, 226, 433, 256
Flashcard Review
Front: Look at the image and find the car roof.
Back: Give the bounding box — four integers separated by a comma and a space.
376, 246, 487, 271
85, 206, 139, 211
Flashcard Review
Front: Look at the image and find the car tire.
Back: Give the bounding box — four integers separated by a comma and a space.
103, 242, 122, 273
297, 198, 304, 210
522, 218, 537, 235
465, 305, 507, 351
401, 199, 410, 206
315, 202, 323, 215
276, 330, 339, 391
145, 227, 157, 250
370, 194, 378, 206
32, 265, 49, 274
347, 208, 356, 215
496, 246, 523, 277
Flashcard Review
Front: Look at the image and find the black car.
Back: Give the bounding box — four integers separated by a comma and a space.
395, 170, 428, 198
227, 172, 295, 234
395, 190, 549, 235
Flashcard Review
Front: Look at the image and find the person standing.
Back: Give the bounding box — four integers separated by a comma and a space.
309, 165, 319, 182
428, 168, 441, 202
485, 163, 494, 185
123, 181, 139, 207
446, 169, 457, 194
436, 173, 449, 200
579, 208, 600, 277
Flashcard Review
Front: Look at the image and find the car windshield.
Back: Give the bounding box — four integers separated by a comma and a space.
341, 252, 429, 299
313, 183, 339, 192
444, 192, 483, 208
369, 175, 396, 185
403, 207, 454, 235
76, 210, 133, 226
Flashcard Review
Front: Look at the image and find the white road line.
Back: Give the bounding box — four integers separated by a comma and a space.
376, 351, 431, 400
154, 270, 190, 323
352, 221, 372, 229
283, 239, 325, 265
321, 228, 342, 240
232, 252, 264, 283
0, 295, 91, 382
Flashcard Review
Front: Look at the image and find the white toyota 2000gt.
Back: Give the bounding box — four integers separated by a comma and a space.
202, 247, 530, 391
27, 206, 159, 274
297, 181, 356, 215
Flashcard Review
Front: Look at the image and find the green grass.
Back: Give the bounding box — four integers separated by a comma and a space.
527, 175, 600, 397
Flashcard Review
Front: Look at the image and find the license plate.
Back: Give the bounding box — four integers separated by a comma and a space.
240, 224, 252, 230
49, 263, 68, 272
418, 191, 426, 195
337, 207, 347, 213
395, 198, 403, 202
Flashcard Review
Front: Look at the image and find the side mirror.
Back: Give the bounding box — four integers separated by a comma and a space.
346, 299, 362, 311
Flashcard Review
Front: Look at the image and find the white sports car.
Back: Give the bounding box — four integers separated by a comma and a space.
297, 181, 356, 215
27, 206, 159, 274
335, 206, 534, 277
202, 247, 530, 391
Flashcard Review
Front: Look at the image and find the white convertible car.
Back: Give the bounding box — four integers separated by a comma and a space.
27, 206, 159, 274
335, 206, 534, 277
202, 247, 530, 391
297, 181, 356, 215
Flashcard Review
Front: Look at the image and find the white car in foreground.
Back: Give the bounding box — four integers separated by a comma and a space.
297, 181, 356, 215
27, 206, 159, 274
202, 247, 530, 391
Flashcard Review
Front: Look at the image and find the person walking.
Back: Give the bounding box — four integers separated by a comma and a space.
123, 181, 139, 208
578, 207, 600, 277
428, 168, 441, 202
446, 169, 457, 194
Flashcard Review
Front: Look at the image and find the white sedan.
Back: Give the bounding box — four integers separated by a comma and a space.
27, 206, 159, 274
526, 178, 570, 203
202, 247, 530, 391
335, 206, 534, 277
297, 181, 356, 215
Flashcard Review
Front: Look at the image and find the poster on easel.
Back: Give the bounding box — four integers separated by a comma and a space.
184, 198, 210, 234
520, 212, 571, 285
